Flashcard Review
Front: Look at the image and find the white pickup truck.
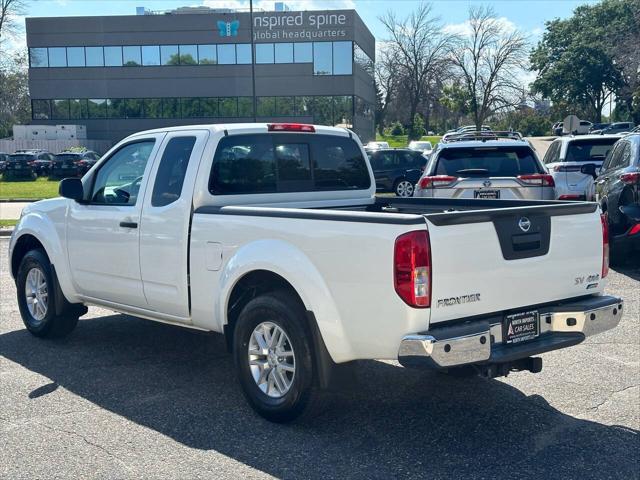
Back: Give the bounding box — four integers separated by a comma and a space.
9, 123, 623, 422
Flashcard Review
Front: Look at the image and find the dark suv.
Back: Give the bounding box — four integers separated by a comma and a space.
595, 133, 640, 260
53, 151, 101, 177
368, 148, 427, 197
4, 153, 38, 180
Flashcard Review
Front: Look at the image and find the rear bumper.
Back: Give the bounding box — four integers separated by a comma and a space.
398, 295, 623, 369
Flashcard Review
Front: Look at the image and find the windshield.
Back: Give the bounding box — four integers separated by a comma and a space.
435, 146, 541, 177
56, 154, 80, 161
565, 138, 619, 162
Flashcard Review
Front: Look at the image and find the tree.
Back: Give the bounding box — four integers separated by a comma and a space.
0, 52, 30, 138
374, 47, 399, 136
0, 0, 26, 45
451, 6, 529, 130
529, 0, 637, 122
379, 2, 455, 138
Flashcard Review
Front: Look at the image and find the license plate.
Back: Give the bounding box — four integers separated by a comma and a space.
15, 164, 21, 169
503, 310, 539, 344
474, 189, 500, 199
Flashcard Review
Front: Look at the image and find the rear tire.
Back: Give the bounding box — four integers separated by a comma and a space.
233, 290, 321, 423
16, 249, 83, 338
395, 179, 415, 197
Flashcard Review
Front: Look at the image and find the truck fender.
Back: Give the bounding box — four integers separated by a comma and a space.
10, 213, 79, 303
217, 239, 354, 363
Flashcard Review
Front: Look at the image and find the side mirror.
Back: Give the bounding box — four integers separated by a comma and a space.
580, 163, 597, 178
59, 177, 84, 202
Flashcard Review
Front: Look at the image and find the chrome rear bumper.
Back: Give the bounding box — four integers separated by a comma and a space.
398, 295, 623, 369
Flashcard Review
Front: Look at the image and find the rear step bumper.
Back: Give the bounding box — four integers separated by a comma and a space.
398, 295, 623, 370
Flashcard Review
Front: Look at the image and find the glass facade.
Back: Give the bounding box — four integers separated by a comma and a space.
32, 96, 357, 126
29, 41, 357, 75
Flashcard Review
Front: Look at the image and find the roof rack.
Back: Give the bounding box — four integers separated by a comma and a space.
443, 131, 524, 143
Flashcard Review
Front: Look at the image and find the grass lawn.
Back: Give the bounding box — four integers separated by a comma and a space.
0, 219, 18, 227
375, 134, 442, 148
0, 177, 60, 200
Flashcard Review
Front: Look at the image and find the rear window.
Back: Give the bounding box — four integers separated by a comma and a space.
565, 138, 619, 162
209, 133, 371, 195
56, 154, 79, 161
435, 146, 540, 177
9, 154, 36, 161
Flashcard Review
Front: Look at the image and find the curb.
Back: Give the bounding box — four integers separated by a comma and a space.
0, 229, 14, 237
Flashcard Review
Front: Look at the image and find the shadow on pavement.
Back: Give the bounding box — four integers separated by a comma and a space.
1, 315, 638, 479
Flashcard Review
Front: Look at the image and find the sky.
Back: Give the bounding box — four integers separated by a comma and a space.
7, 0, 597, 52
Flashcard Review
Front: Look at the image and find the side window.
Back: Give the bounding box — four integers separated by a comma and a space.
602, 143, 620, 172
619, 142, 632, 169
151, 136, 196, 207
311, 136, 370, 190
543, 142, 558, 164
91, 140, 155, 205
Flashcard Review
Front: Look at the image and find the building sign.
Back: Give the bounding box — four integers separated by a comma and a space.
252, 12, 348, 40
217, 20, 240, 37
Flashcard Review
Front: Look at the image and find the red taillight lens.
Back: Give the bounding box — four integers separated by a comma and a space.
558, 194, 583, 200
418, 175, 458, 189
628, 224, 640, 236
267, 123, 315, 133
394, 231, 431, 308
620, 172, 640, 185
518, 174, 555, 187
601, 214, 609, 279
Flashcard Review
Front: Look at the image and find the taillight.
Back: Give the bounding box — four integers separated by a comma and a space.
418, 175, 458, 189
394, 231, 431, 308
558, 194, 583, 200
628, 224, 640, 236
267, 123, 315, 132
620, 172, 640, 185
518, 174, 555, 187
601, 214, 609, 279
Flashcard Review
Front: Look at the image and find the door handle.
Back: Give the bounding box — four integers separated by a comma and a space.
119, 221, 138, 229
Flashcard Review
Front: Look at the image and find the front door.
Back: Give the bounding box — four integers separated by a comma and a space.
67, 135, 164, 308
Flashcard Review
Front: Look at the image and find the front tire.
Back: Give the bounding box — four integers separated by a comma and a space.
16, 249, 81, 338
233, 291, 319, 423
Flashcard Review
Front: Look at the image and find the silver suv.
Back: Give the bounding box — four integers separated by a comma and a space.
414, 135, 555, 200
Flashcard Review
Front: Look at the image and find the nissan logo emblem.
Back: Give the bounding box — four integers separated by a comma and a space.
518, 217, 532, 232
483, 180, 492, 187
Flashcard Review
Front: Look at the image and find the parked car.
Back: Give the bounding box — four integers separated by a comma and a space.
364, 141, 390, 151
408, 140, 433, 154
543, 135, 622, 200
563, 120, 593, 135
4, 153, 37, 180
592, 122, 635, 135
442, 125, 492, 142
31, 152, 56, 176
414, 134, 555, 200
368, 148, 427, 197
594, 132, 640, 260
52, 151, 101, 177
0, 152, 9, 172
590, 123, 611, 132
9, 122, 621, 422
552, 122, 563, 136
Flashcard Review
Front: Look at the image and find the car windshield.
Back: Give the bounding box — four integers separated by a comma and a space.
410, 142, 432, 150
565, 138, 619, 162
435, 146, 540, 177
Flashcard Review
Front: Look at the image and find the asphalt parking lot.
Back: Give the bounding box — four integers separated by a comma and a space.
1, 238, 638, 480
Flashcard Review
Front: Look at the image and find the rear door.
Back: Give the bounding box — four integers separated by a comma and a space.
139, 129, 209, 320
371, 151, 397, 191
426, 204, 605, 324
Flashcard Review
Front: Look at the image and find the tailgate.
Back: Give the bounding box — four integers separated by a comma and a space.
425, 203, 605, 324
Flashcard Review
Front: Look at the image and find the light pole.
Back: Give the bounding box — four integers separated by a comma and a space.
249, 0, 257, 122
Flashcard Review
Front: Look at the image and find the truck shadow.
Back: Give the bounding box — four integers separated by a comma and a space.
1, 314, 638, 479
